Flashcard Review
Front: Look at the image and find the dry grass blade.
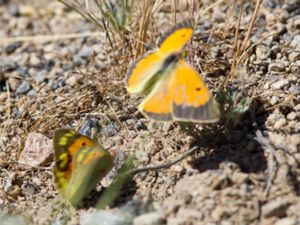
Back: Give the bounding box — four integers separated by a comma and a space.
240, 0, 261, 53
134, 0, 155, 57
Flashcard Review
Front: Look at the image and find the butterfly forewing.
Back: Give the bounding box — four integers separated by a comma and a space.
159, 19, 194, 54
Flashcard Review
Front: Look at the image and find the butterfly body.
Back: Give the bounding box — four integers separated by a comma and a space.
53, 129, 114, 206
126, 19, 220, 122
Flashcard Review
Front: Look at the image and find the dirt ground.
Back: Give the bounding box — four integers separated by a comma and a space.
1, 0, 300, 224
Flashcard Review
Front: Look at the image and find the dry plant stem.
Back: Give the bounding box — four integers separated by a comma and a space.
228, 0, 244, 81
188, 0, 195, 63
172, 0, 177, 24
135, 0, 154, 57
240, 0, 261, 52
223, 0, 237, 38
129, 146, 198, 176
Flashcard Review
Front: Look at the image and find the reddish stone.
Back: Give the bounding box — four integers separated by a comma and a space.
18, 133, 53, 168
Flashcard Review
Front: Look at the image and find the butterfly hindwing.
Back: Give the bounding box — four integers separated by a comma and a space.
172, 60, 220, 122
139, 72, 174, 121
53, 129, 114, 206
65, 145, 114, 206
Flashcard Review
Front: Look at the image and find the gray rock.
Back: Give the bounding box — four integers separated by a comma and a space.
291, 35, 300, 50
77, 47, 95, 59
16, 81, 31, 94
5, 42, 22, 54
33, 71, 47, 83
133, 212, 164, 225
80, 209, 134, 225
0, 211, 28, 225
1, 59, 18, 72
102, 124, 117, 137
271, 79, 289, 90
256, 44, 270, 60
8, 4, 20, 16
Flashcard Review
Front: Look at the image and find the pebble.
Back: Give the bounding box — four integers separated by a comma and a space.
8, 4, 20, 16
133, 212, 164, 225
256, 44, 271, 60
0, 92, 8, 102
269, 62, 286, 73
270, 96, 279, 105
77, 47, 95, 59
261, 197, 292, 218
102, 124, 118, 137
1, 59, 18, 72
8, 77, 21, 91
291, 35, 300, 50
288, 85, 300, 95
287, 111, 297, 120
33, 71, 47, 83
80, 209, 134, 225
274, 118, 287, 129
5, 42, 22, 54
271, 79, 289, 90
295, 104, 300, 111
16, 81, 31, 94
288, 52, 299, 62
79, 118, 97, 137
18, 132, 53, 168
0, 212, 28, 225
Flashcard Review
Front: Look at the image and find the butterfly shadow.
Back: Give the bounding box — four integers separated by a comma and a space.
180, 98, 269, 174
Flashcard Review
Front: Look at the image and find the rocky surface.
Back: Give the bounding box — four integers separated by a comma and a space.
0, 0, 300, 225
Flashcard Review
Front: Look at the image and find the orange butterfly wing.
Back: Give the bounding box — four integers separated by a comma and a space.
127, 19, 194, 95
139, 75, 174, 121
159, 19, 194, 54
172, 60, 220, 122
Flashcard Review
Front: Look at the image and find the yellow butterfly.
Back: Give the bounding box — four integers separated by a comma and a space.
53, 129, 114, 206
126, 19, 220, 122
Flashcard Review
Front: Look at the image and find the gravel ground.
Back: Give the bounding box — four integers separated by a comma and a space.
0, 0, 300, 225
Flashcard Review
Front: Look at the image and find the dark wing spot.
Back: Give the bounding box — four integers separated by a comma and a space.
181, 34, 186, 38
82, 142, 86, 146
196, 87, 202, 91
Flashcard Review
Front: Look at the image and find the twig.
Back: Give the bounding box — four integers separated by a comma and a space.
251, 109, 278, 197
129, 146, 198, 175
